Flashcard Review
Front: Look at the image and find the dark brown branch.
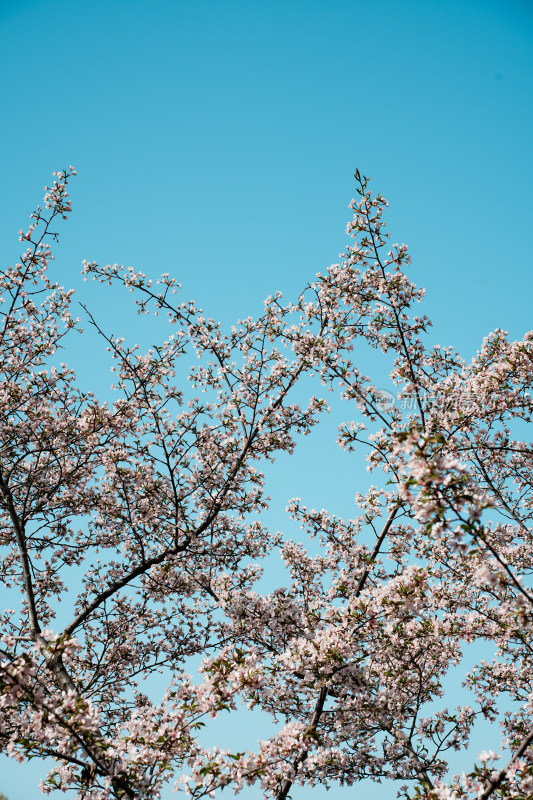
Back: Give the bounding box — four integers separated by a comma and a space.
0, 468, 41, 638
276, 686, 328, 800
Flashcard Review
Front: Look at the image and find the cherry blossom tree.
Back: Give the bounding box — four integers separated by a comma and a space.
1, 168, 532, 800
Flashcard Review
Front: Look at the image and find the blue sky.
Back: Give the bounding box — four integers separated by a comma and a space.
1, 0, 533, 797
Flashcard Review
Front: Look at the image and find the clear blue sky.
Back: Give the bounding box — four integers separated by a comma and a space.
1, 0, 532, 798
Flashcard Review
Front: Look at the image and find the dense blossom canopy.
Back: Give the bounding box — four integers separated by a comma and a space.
1, 169, 532, 800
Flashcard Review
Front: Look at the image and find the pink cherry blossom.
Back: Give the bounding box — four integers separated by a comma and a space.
1, 168, 532, 800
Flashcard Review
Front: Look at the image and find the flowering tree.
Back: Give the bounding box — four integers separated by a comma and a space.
1, 169, 533, 800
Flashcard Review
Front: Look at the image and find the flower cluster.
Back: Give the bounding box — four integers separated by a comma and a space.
1, 169, 532, 800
